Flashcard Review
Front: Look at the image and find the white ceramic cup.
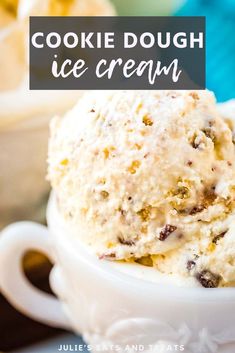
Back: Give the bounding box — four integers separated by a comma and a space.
0, 193, 235, 353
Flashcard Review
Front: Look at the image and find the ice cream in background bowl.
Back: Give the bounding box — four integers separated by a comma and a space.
48, 90, 235, 288
0, 0, 115, 91
0, 0, 115, 228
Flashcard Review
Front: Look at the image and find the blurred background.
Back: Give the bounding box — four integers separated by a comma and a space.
113, 0, 235, 102
0, 0, 234, 352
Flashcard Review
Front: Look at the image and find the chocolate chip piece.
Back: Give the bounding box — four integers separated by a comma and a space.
119, 208, 126, 216
159, 224, 177, 241
118, 236, 135, 246
187, 255, 199, 271
99, 253, 116, 260
128, 196, 132, 201
212, 230, 227, 244
177, 205, 204, 216
90, 108, 95, 112
187, 260, 196, 271
187, 160, 193, 166
189, 205, 205, 215
196, 270, 221, 288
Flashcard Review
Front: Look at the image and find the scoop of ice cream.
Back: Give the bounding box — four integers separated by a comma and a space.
48, 90, 235, 288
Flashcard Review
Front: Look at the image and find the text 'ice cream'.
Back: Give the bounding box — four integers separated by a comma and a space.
48, 90, 235, 288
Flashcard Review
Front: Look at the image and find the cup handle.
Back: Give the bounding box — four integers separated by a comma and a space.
0, 221, 71, 330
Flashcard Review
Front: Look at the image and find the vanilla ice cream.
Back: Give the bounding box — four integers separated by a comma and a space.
0, 0, 115, 227
48, 90, 235, 288
0, 0, 115, 91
